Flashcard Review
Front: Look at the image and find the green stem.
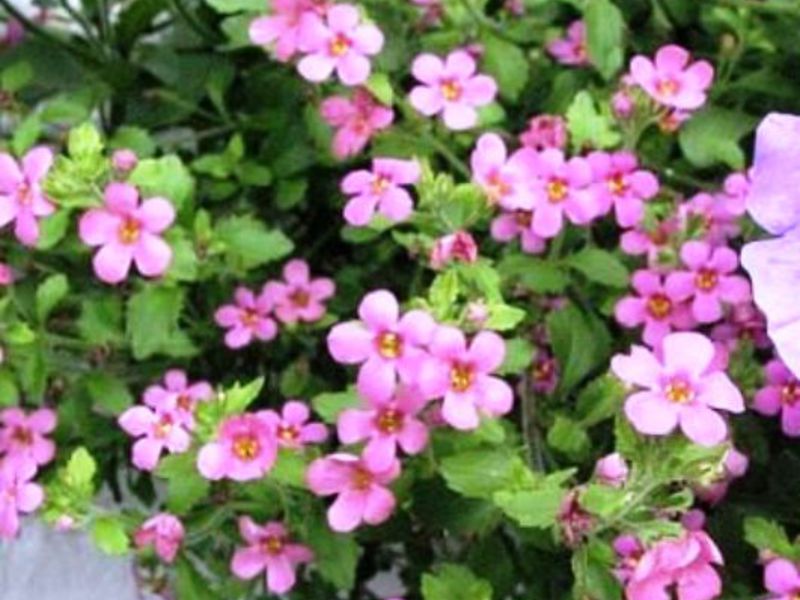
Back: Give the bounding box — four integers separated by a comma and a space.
420, 131, 471, 180
457, 0, 527, 44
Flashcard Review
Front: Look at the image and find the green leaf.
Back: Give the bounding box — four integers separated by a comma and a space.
223, 378, 263, 414
312, 389, 361, 424
440, 183, 485, 230
77, 296, 124, 345
1, 61, 34, 92
269, 449, 307, 488
576, 375, 626, 427
366, 72, 394, 106
744, 517, 799, 559
92, 516, 129, 556
566, 91, 621, 152
497, 255, 570, 294
581, 484, 628, 519
422, 564, 492, 600
493, 487, 565, 529
65, 447, 97, 488
35, 274, 69, 322
68, 122, 104, 161
584, 0, 625, 80
109, 126, 156, 158
36, 209, 71, 250
679, 107, 758, 170
127, 286, 197, 360
429, 269, 461, 319
564, 248, 629, 288
307, 512, 361, 591
83, 372, 134, 415
5, 322, 36, 345
216, 215, 294, 271
547, 415, 590, 459
157, 453, 210, 515
175, 558, 219, 600
440, 449, 527, 499
129, 155, 195, 210
0, 370, 19, 407
484, 304, 526, 332
481, 32, 529, 102
497, 338, 534, 375
204, 0, 263, 12
11, 113, 42, 156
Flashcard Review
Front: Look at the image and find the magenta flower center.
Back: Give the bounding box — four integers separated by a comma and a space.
16, 182, 33, 205
261, 535, 285, 555
277, 424, 299, 443
513, 210, 533, 228
118, 216, 141, 245
695, 268, 718, 292
376, 408, 404, 434
608, 173, 628, 196
232, 434, 260, 461
10, 426, 32, 446
532, 358, 555, 384
240, 308, 261, 328
663, 377, 694, 404
289, 288, 311, 308
546, 178, 568, 203
656, 78, 680, 97
781, 382, 800, 406
440, 78, 463, 102
176, 394, 193, 412
450, 362, 475, 393
351, 466, 373, 490
646, 293, 673, 320
376, 331, 403, 359
329, 33, 352, 57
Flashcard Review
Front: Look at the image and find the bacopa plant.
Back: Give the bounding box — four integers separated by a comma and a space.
1, 0, 800, 599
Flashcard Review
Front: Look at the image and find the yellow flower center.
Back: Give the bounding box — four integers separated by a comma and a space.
664, 378, 694, 404
646, 294, 672, 320
485, 173, 511, 204
154, 417, 173, 439
656, 78, 680, 97
376, 408, 403, 434
118, 216, 141, 245
450, 362, 475, 393
376, 332, 403, 359
240, 308, 261, 328
278, 425, 299, 443
695, 269, 718, 292
351, 466, 373, 490
232, 434, 260, 461
440, 79, 462, 102
546, 178, 568, 203
608, 173, 627, 196
329, 33, 351, 57
371, 175, 390, 195
262, 535, 285, 555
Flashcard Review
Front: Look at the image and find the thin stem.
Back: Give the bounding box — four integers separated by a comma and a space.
420, 131, 471, 180
57, 0, 106, 56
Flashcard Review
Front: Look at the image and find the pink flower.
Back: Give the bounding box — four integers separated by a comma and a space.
711, 301, 770, 351
612, 332, 745, 446
547, 20, 588, 66
429, 231, 479, 269
142, 370, 213, 431
327, 289, 436, 403
0, 460, 43, 539
620, 217, 680, 264
340, 158, 420, 226
0, 408, 56, 471
665, 241, 751, 324
337, 385, 429, 471
587, 151, 660, 228
528, 149, 596, 238
111, 149, 138, 172
249, 0, 329, 62
518, 115, 567, 151
118, 405, 191, 471
263, 259, 335, 324
470, 133, 537, 209
615, 270, 694, 348
531, 352, 559, 394
612, 88, 635, 119
306, 452, 400, 532
764, 558, 800, 600
297, 4, 384, 86
320, 88, 394, 159
0, 262, 12, 285
0, 146, 55, 246
629, 44, 714, 111
490, 209, 546, 254
680, 192, 742, 245
231, 518, 313, 594
258, 400, 328, 449
695, 447, 748, 504
626, 527, 723, 600
78, 182, 174, 284
197, 414, 277, 481
419, 327, 513, 430
214, 287, 278, 349
753, 359, 800, 437
409, 50, 497, 130
594, 453, 628, 487
134, 513, 184, 564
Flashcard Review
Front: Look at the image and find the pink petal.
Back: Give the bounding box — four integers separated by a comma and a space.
306, 455, 355, 495
611, 345, 661, 388
358, 289, 399, 330
765, 558, 800, 594
118, 406, 155, 436
752, 386, 781, 416
0, 153, 22, 192
337, 409, 373, 444
411, 53, 444, 85
409, 85, 444, 116
441, 392, 480, 430
362, 485, 395, 525
133, 233, 172, 277
337, 53, 371, 86
429, 325, 467, 360
249, 15, 283, 46
21, 146, 53, 182
231, 546, 268, 580
467, 331, 505, 372
283, 259, 309, 285
197, 442, 227, 480
624, 391, 679, 435
654, 45, 690, 74
132, 437, 163, 471
327, 4, 359, 30
29, 409, 56, 433
93, 242, 134, 284
462, 75, 497, 106
397, 418, 428, 454
328, 321, 373, 363
265, 554, 297, 594
136, 197, 175, 233
664, 272, 695, 302
225, 326, 253, 349
357, 357, 396, 403
105, 182, 139, 214
698, 372, 744, 413
678, 405, 727, 446
377, 187, 413, 222
282, 400, 309, 425
614, 297, 646, 327
692, 293, 723, 324
353, 24, 384, 55
344, 194, 378, 226
442, 103, 477, 131
298, 53, 336, 82
782, 404, 800, 437
363, 436, 397, 472
444, 50, 476, 79
661, 332, 714, 378
328, 489, 366, 532
15, 481, 43, 512
397, 310, 435, 346
476, 376, 513, 416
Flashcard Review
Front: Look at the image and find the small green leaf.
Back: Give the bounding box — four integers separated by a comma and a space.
564, 248, 629, 288
484, 304, 526, 332
422, 564, 492, 600
744, 517, 799, 559
127, 286, 197, 360
307, 512, 361, 591
497, 338, 534, 375
83, 372, 134, 415
679, 107, 758, 170
5, 322, 36, 345
157, 453, 210, 515
68, 122, 104, 161
35, 274, 69, 323
481, 32, 529, 102
441, 449, 526, 499
92, 516, 129, 555
366, 72, 394, 106
497, 255, 570, 294
129, 155, 195, 210
493, 487, 566, 529
547, 415, 590, 459
216, 215, 294, 271
312, 389, 361, 424
78, 296, 123, 345
65, 447, 97, 488
566, 91, 621, 152
584, 0, 625, 80
1, 61, 33, 92
204, 0, 263, 13
223, 378, 263, 414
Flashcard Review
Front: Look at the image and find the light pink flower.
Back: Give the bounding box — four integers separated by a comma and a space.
528, 149, 597, 238
612, 88, 635, 119
327, 289, 436, 403
0, 262, 12, 285
79, 182, 174, 284
680, 191, 742, 245
753, 359, 800, 437
249, 0, 329, 62
594, 453, 628, 487
518, 115, 567, 151
142, 370, 213, 431
615, 270, 694, 348
297, 4, 384, 86
665, 241, 751, 324
134, 513, 184, 564
0, 146, 55, 246
197, 414, 277, 482
0, 408, 56, 471
340, 158, 420, 226
111, 149, 138, 172
214, 287, 278, 349
118, 405, 191, 471
338, 385, 429, 471
764, 558, 800, 600
418, 327, 513, 430
258, 400, 328, 449
711, 301, 770, 351
491, 209, 547, 254
629, 44, 714, 111
320, 88, 394, 159
429, 231, 478, 269
470, 133, 537, 209
612, 332, 745, 446
263, 259, 335, 324
409, 50, 497, 130
306, 452, 400, 532
587, 150, 659, 228
547, 20, 588, 66
231, 518, 313, 595
620, 217, 681, 264
0, 460, 43, 539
